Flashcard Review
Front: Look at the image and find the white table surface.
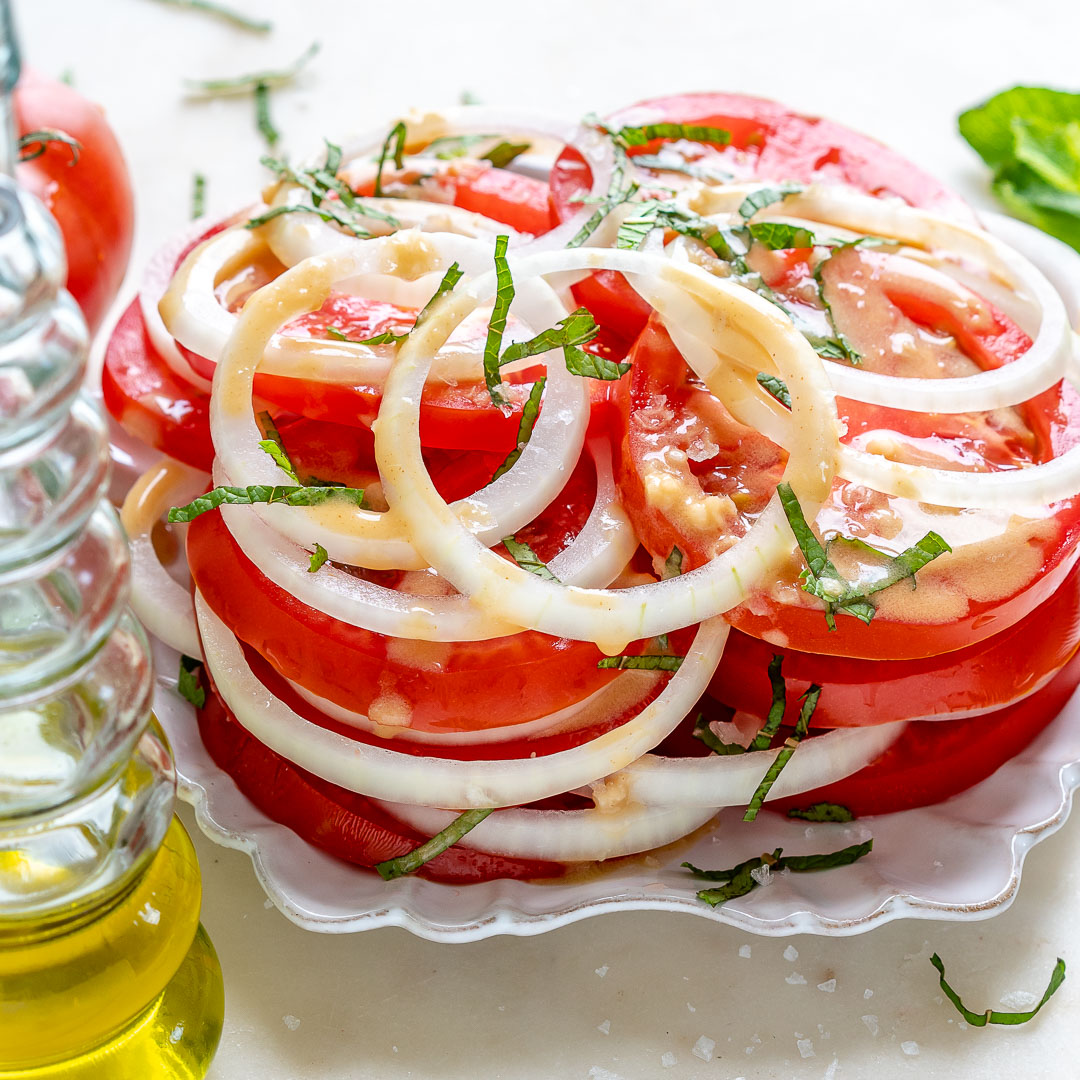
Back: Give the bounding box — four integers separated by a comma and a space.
22, 1, 1080, 1076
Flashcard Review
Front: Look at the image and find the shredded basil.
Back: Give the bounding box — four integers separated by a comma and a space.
597, 654, 683, 671
184, 40, 318, 94
502, 535, 560, 582
748, 654, 789, 753
786, 803, 855, 823
491, 377, 545, 483
747, 221, 816, 250
307, 542, 328, 573
17, 129, 81, 164
756, 372, 791, 409
738, 184, 805, 220
663, 546, 684, 579
615, 122, 732, 148
482, 235, 516, 408
482, 140, 531, 168
374, 120, 407, 198
254, 81, 279, 147
376, 809, 493, 880
931, 953, 1066, 1026
415, 262, 466, 328
148, 0, 272, 32
692, 714, 748, 756
256, 411, 297, 481
499, 308, 599, 366
177, 655, 206, 708
562, 347, 631, 380
743, 683, 820, 821
326, 325, 408, 346
566, 129, 636, 249
191, 173, 206, 219
168, 484, 364, 523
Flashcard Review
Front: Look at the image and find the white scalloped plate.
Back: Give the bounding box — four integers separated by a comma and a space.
132, 212, 1080, 940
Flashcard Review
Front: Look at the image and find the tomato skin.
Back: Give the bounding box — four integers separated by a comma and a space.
712, 562, 1080, 728
197, 685, 563, 881
15, 69, 134, 335
767, 646, 1080, 818
102, 299, 214, 472
448, 165, 552, 235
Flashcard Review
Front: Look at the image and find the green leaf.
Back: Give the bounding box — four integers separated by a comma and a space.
684, 849, 783, 883
502, 535, 561, 583
747, 654, 788, 753
692, 714, 747, 756
696, 863, 765, 906
663, 546, 683, 579
426, 133, 499, 159
415, 262, 465, 328
959, 86, 1080, 169
491, 377, 545, 482
325, 325, 408, 347
743, 683, 820, 822
1011, 117, 1080, 196
184, 40, 318, 94
483, 235, 515, 408
254, 81, 279, 147
17, 128, 82, 164
308, 542, 328, 573
245, 203, 370, 238
615, 122, 732, 148
630, 153, 733, 184
738, 184, 804, 219
499, 308, 599, 366
756, 372, 791, 409
782, 838, 872, 872
597, 654, 683, 671
812, 253, 862, 364
748, 221, 816, 250
256, 411, 298, 481
167, 484, 364, 523
481, 140, 531, 168
177, 655, 206, 708
930, 953, 1066, 1027
992, 165, 1080, 251
374, 120, 407, 198
376, 808, 493, 880
562, 345, 631, 381
786, 802, 855, 823
147, 0, 272, 32
191, 172, 206, 219
566, 135, 636, 249
617, 200, 663, 250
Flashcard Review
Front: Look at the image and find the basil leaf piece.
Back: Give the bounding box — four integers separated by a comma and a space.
17, 128, 82, 164
615, 122, 732, 148
566, 135, 636, 249
184, 40, 318, 95
631, 153, 733, 184
562, 346, 631, 381
482, 235, 515, 408
491, 377, 545, 483
663, 546, 684, 579
786, 803, 855, 823
308, 543, 329, 573
481, 140, 531, 168
177, 655, 206, 708
325, 325, 408, 346
738, 184, 804, 220
931, 954, 1066, 1027
149, 0, 272, 32
254, 81, 278, 147
747, 221, 816, 250
692, 715, 747, 756
683, 849, 783, 883
782, 838, 871, 872
812, 253, 862, 364
191, 173, 206, 219
376, 808, 493, 880
257, 440, 299, 482
168, 484, 364, 523
245, 203, 370, 238
747, 654, 788, 753
597, 655, 683, 671
374, 120, 407, 198
499, 308, 599, 366
756, 372, 791, 409
502, 535, 561, 583
415, 262, 465, 328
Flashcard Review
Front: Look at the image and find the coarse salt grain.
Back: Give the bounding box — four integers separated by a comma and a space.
661, 1051, 677, 1068
282, 1015, 301, 1031
750, 864, 772, 886
595, 965, 609, 978
864, 988, 874, 999
586, 1069, 626, 1080
797, 1038, 815, 1059
692, 1035, 715, 1062
785, 972, 807, 985
861, 1015, 879, 1036
1000, 989, 1039, 1010
783, 945, 799, 962
824, 1057, 839, 1080
901, 1041, 920, 1056
687, 1002, 696, 1013
818, 978, 837, 993
597, 1020, 611, 1035
739, 944, 752, 959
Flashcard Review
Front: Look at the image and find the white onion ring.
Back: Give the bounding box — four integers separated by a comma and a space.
217, 437, 638, 641
374, 799, 718, 861
196, 590, 730, 808
120, 458, 208, 658
373, 246, 840, 647
208, 234, 589, 571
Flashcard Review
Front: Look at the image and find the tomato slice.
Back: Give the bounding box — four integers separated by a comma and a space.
711, 562, 1080, 728
765, 647, 1080, 818
197, 685, 563, 881
548, 91, 973, 340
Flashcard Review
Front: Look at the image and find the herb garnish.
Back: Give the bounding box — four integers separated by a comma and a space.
931, 953, 1066, 1027
374, 121, 407, 198
177, 654, 206, 708
148, 0, 272, 32
692, 713, 748, 756
756, 372, 791, 408
502, 535, 561, 582
326, 325, 409, 347
256, 410, 298, 481
184, 40, 319, 95
376, 808, 493, 880
308, 542, 328, 573
254, 81, 279, 147
746, 221, 816, 251
738, 184, 805, 220
614, 122, 732, 148
663, 546, 684, 578
598, 654, 684, 671
482, 235, 516, 409
481, 140, 531, 168
491, 377, 545, 482
168, 484, 365, 523
17, 129, 81, 164
684, 839, 873, 907
191, 172, 206, 219
778, 481, 951, 630
786, 803, 855, 823
748, 654, 789, 753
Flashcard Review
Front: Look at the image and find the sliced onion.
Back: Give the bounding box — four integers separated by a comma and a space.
217, 437, 638, 641
374, 247, 839, 648
196, 591, 730, 808
373, 799, 717, 861
120, 458, 209, 658
208, 234, 588, 571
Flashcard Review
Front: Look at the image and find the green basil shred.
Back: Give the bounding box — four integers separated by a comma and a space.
177, 655, 206, 708
376, 809, 494, 880
931, 953, 1066, 1026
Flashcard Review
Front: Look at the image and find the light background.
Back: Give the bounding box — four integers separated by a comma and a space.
20, 1, 1080, 1077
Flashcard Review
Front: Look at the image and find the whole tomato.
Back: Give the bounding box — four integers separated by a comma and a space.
15, 69, 134, 335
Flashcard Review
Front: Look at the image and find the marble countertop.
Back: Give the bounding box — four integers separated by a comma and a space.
22, 1, 1080, 1076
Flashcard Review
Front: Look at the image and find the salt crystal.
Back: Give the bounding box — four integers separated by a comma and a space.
958, 1020, 969, 1031
692, 1035, 716, 1062
1000, 989, 1038, 1010
783, 945, 800, 962
824, 1058, 839, 1080
817, 978, 836, 993
597, 1019, 611, 1035
864, 988, 874, 999
797, 1038, 815, 1059
282, 1015, 301, 1031
745, 1046, 755, 1056
750, 864, 772, 886
595, 965, 609, 978
392, 1046, 398, 1053
901, 1041, 920, 1056
660, 1051, 677, 1068
860, 1014, 879, 1036
687, 1002, 696, 1013
785, 972, 807, 985
739, 944, 752, 959
263, 898, 274, 910
587, 1069, 626, 1080
169, 1024, 184, 1044
751, 1034, 762, 1044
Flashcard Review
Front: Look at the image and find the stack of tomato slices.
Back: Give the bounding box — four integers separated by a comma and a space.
107, 93, 1080, 885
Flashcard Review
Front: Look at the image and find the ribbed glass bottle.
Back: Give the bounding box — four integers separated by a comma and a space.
0, 172, 224, 1076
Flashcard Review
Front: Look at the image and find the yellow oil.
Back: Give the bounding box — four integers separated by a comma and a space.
0, 819, 224, 1078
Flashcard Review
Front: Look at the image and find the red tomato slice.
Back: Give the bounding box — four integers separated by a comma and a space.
548, 91, 972, 340
197, 685, 563, 882
15, 69, 134, 335
710, 562, 1080, 728
765, 647, 1080, 818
